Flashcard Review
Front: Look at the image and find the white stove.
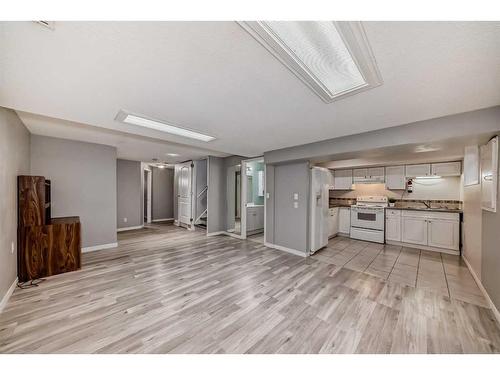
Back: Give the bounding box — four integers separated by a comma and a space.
350, 196, 388, 243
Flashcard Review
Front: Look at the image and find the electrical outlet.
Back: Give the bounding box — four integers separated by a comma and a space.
123, 217, 128, 223
11, 241, 15, 254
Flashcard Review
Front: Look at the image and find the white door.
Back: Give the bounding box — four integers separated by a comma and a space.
402, 216, 427, 245
405, 164, 431, 177
385, 216, 401, 242
427, 220, 459, 250
431, 162, 461, 177
385, 166, 406, 190
178, 162, 193, 227
329, 208, 339, 237
339, 208, 351, 234
333, 170, 353, 190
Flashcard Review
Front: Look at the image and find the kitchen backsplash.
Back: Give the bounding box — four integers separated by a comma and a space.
329, 176, 462, 201
329, 197, 462, 210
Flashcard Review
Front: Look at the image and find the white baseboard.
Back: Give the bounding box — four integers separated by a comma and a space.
0, 277, 18, 314
117, 225, 143, 232
82, 242, 118, 253
206, 231, 225, 237
152, 218, 174, 223
264, 242, 308, 258
462, 255, 500, 325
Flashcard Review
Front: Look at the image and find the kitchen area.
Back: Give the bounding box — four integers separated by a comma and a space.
326, 161, 463, 254
308, 136, 499, 307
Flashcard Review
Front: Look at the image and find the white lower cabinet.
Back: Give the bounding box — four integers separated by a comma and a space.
328, 207, 339, 238
385, 215, 402, 242
393, 210, 460, 253
246, 206, 264, 232
401, 216, 428, 245
427, 219, 460, 250
338, 207, 351, 234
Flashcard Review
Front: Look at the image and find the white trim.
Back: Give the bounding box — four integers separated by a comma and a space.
82, 242, 118, 253
206, 231, 225, 237
462, 255, 500, 325
152, 218, 174, 222
0, 277, 18, 314
264, 242, 308, 258
117, 225, 143, 232
238, 21, 382, 104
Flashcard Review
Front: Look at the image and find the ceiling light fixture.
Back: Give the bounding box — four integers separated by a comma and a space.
166, 153, 180, 157
238, 21, 382, 103
116, 111, 215, 142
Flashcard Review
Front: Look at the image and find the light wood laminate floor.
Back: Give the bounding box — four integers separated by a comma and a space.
1, 223, 499, 354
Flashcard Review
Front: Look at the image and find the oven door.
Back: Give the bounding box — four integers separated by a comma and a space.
351, 207, 384, 230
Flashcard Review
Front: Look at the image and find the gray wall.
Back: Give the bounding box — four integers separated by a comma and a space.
207, 156, 226, 234
151, 167, 174, 220
31, 135, 117, 248
117, 159, 142, 229
481, 134, 500, 311
266, 161, 310, 253
264, 106, 500, 164
0, 108, 30, 301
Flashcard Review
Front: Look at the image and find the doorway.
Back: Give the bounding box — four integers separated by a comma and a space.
241, 157, 265, 242
143, 168, 152, 224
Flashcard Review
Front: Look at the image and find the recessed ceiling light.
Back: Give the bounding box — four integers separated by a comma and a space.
115, 111, 215, 142
238, 21, 382, 103
166, 153, 180, 157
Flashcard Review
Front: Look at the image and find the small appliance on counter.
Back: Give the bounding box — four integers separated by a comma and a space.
350, 196, 388, 243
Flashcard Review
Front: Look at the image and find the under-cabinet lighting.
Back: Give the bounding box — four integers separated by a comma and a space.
415, 176, 442, 179
116, 111, 215, 142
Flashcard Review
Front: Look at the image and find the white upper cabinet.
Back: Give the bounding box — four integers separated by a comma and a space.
353, 168, 368, 182
333, 169, 353, 190
385, 166, 406, 190
405, 164, 431, 177
431, 161, 461, 177
352, 167, 384, 183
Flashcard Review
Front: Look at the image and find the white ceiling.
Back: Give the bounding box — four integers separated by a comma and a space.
1, 21, 500, 159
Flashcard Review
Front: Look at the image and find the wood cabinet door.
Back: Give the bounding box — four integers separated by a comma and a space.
385, 216, 401, 242
385, 166, 406, 190
402, 216, 427, 245
427, 220, 459, 250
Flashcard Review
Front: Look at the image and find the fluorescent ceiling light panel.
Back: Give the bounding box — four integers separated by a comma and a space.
166, 153, 180, 157
117, 111, 215, 142
238, 21, 382, 103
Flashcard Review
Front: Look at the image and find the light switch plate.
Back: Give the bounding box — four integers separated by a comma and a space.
124, 217, 128, 223
293, 202, 299, 208
11, 241, 14, 254
293, 193, 299, 200
266, 193, 270, 199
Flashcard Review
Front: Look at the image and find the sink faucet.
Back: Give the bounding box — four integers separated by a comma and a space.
422, 200, 431, 209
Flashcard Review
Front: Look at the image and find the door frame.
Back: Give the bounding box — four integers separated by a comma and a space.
143, 167, 152, 224
241, 157, 265, 240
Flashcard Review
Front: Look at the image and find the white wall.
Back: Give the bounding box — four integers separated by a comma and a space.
117, 159, 142, 229
0, 108, 30, 303
31, 135, 117, 248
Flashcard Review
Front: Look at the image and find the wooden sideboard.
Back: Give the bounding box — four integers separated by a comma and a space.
17, 176, 82, 282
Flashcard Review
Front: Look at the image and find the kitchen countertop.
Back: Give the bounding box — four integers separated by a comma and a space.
329, 204, 352, 208
386, 206, 462, 213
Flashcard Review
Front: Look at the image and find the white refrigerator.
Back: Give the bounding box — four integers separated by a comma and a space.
309, 167, 332, 254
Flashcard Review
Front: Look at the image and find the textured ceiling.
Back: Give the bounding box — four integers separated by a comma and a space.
1, 21, 500, 159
